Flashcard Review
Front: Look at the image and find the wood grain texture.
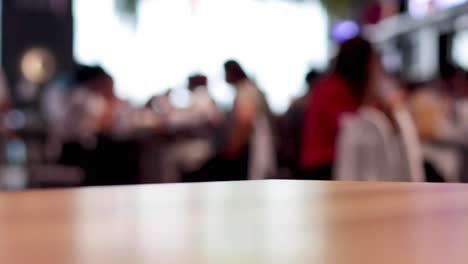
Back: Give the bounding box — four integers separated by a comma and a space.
1, 180, 468, 264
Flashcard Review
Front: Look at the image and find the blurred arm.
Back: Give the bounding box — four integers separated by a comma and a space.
224, 97, 257, 158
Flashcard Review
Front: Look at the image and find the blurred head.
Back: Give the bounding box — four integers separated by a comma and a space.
74, 65, 115, 99
334, 36, 375, 102
305, 70, 321, 92
188, 74, 208, 92
224, 60, 248, 85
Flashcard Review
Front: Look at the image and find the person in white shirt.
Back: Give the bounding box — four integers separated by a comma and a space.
158, 74, 224, 183
166, 75, 223, 133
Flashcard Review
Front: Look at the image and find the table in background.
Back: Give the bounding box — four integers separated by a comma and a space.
1, 180, 468, 264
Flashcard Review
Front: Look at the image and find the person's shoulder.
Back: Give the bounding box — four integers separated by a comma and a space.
313, 74, 345, 95
237, 80, 259, 98
239, 79, 257, 90
325, 74, 348, 88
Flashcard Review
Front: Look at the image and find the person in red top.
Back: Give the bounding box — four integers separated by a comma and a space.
299, 37, 376, 180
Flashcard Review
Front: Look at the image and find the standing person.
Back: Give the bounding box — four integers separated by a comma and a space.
299, 37, 379, 181
223, 60, 276, 180
185, 61, 276, 182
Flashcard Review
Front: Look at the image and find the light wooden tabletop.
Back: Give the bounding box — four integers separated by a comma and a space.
1, 180, 468, 264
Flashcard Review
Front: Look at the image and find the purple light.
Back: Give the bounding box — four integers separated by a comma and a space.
332, 20, 360, 43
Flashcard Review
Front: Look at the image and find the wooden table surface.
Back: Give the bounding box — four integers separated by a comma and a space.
1, 180, 468, 264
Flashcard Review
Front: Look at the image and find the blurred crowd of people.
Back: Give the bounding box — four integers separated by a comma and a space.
4, 35, 468, 187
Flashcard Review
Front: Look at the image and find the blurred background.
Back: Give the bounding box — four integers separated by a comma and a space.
2, 0, 468, 190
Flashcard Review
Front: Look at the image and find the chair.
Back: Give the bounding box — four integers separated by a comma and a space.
335, 106, 424, 182
393, 107, 425, 182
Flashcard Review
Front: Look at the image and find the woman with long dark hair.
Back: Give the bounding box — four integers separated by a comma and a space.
299, 37, 377, 180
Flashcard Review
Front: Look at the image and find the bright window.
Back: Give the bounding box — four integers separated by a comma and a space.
74, 0, 328, 113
